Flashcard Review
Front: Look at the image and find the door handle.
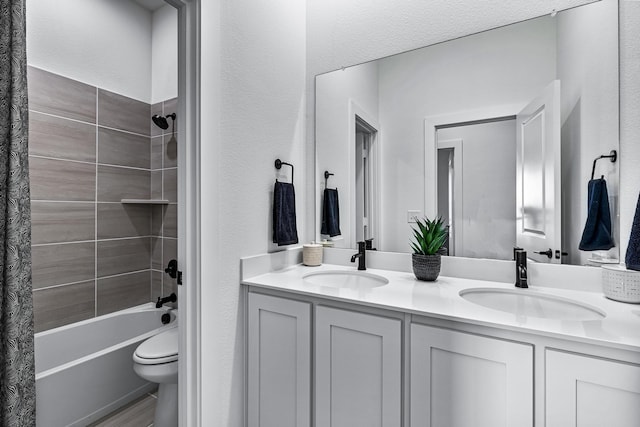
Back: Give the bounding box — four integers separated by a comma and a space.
534, 248, 553, 259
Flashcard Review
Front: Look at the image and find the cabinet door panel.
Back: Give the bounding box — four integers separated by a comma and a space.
315, 306, 402, 427
248, 293, 311, 427
546, 349, 640, 427
411, 324, 533, 427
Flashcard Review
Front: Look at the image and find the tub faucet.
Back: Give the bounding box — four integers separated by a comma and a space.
156, 293, 177, 308
351, 241, 367, 270
514, 249, 528, 288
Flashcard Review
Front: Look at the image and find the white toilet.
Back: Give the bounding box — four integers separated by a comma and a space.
133, 326, 179, 427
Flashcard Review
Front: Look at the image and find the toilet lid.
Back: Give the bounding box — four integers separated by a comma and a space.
134, 326, 178, 365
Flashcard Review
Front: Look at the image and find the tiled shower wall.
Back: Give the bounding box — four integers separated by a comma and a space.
28, 66, 178, 332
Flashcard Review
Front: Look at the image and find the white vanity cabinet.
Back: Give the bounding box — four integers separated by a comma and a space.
247, 293, 311, 427
410, 324, 534, 427
546, 349, 640, 427
315, 306, 402, 427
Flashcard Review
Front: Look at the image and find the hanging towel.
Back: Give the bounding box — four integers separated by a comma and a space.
625, 192, 640, 271
321, 188, 341, 237
579, 178, 615, 251
273, 181, 299, 246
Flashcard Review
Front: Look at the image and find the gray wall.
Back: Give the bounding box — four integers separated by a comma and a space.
28, 66, 178, 332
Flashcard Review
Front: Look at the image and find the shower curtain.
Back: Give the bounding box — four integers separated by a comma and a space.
0, 0, 36, 425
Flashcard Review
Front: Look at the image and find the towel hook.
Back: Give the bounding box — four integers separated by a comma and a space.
591, 150, 617, 180
275, 159, 294, 184
324, 171, 334, 189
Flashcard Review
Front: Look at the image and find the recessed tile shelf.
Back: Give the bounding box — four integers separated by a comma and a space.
120, 199, 170, 205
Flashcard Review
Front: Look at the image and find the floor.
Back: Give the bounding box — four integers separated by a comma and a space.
87, 389, 157, 427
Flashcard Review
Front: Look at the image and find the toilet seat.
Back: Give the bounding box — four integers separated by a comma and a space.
134, 326, 178, 365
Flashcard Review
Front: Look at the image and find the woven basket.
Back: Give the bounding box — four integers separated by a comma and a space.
412, 253, 441, 281
602, 265, 640, 303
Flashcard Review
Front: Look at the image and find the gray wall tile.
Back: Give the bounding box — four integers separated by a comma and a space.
151, 170, 163, 199
97, 165, 150, 202
97, 271, 151, 315
98, 89, 150, 136
29, 112, 96, 162
152, 270, 163, 300
97, 203, 151, 239
28, 66, 97, 123
151, 237, 163, 270
163, 168, 177, 202
97, 237, 151, 277
151, 205, 164, 237
33, 281, 95, 333
98, 127, 150, 169
163, 134, 178, 168
151, 137, 163, 170
32, 242, 95, 288
32, 202, 95, 245
163, 204, 177, 238
30, 157, 96, 201
162, 238, 177, 270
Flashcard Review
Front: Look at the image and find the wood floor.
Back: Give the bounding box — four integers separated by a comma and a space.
87, 390, 157, 427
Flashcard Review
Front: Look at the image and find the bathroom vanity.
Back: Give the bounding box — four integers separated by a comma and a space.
242, 252, 640, 427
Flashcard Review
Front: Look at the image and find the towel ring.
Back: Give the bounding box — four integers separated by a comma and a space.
324, 171, 334, 189
591, 150, 617, 180
275, 159, 294, 184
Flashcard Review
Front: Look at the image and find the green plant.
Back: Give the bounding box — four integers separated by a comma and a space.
410, 217, 448, 255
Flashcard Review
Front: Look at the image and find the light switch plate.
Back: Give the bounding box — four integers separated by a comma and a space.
407, 210, 421, 223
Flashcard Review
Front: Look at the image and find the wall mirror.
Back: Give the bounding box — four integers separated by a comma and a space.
315, 0, 619, 266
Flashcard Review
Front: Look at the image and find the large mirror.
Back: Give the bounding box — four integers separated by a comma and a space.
316, 0, 619, 266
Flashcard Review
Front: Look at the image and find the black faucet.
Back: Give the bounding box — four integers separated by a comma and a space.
351, 241, 367, 270
156, 293, 177, 308
514, 249, 528, 288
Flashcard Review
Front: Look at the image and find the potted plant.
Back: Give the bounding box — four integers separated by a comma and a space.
410, 217, 448, 281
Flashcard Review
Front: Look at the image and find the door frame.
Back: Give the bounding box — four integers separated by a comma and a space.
436, 138, 463, 256
165, 0, 201, 425
423, 104, 523, 220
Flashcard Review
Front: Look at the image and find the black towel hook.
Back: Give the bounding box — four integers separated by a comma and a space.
324, 171, 334, 188
591, 150, 617, 180
275, 159, 294, 184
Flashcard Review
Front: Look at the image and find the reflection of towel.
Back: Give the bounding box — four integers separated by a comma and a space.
321, 188, 341, 237
625, 192, 640, 270
273, 181, 298, 246
579, 178, 615, 251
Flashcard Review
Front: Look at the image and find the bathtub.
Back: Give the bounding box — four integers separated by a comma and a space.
35, 303, 177, 427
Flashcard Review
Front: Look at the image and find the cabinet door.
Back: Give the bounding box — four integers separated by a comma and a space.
248, 293, 311, 427
411, 324, 533, 427
546, 349, 640, 427
315, 306, 402, 427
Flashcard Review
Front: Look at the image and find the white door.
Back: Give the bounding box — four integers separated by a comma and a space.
546, 350, 640, 427
247, 293, 311, 427
516, 80, 561, 263
411, 324, 534, 427
315, 306, 402, 427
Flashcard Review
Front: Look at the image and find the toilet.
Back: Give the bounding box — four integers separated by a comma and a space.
133, 326, 179, 427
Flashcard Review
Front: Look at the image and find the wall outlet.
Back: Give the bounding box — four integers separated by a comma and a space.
407, 210, 421, 223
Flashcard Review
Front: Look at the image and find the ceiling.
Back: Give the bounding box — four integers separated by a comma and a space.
132, 0, 167, 12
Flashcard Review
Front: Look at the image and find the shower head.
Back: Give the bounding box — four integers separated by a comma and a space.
152, 113, 176, 130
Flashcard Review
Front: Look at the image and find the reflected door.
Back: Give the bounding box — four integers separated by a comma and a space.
516, 80, 561, 263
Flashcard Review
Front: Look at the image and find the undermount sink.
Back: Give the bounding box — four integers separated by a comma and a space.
303, 270, 389, 289
459, 288, 606, 321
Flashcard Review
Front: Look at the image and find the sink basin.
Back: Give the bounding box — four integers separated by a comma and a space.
459, 288, 606, 321
303, 270, 389, 289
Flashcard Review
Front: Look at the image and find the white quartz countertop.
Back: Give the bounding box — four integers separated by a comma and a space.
242, 263, 640, 352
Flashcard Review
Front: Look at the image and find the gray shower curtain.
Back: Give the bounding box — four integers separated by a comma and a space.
0, 0, 36, 425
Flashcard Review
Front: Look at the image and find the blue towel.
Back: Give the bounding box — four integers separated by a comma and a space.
579, 178, 615, 251
321, 188, 341, 237
273, 181, 298, 246
625, 192, 640, 271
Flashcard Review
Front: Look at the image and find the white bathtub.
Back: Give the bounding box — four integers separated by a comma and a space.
35, 303, 177, 427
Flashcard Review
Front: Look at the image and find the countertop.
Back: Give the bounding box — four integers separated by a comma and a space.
242, 263, 640, 352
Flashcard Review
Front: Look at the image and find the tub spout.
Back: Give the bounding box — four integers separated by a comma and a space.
156, 293, 177, 308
